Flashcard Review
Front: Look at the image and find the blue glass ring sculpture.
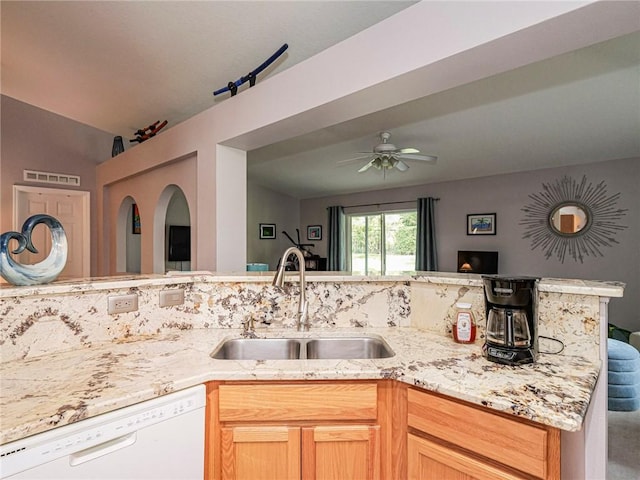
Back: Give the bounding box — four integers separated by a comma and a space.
0, 214, 68, 286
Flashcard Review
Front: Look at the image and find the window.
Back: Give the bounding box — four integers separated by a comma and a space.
348, 211, 417, 275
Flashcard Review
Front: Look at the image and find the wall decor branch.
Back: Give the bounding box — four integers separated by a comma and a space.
520, 175, 627, 263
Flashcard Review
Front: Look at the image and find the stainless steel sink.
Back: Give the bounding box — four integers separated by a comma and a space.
306, 337, 395, 359
210, 338, 301, 360
210, 335, 395, 360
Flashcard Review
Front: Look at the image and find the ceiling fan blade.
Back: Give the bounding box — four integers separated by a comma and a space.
358, 160, 376, 172
399, 147, 420, 154
336, 154, 372, 165
394, 159, 410, 171
396, 153, 438, 163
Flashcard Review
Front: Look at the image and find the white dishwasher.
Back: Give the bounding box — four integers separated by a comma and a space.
0, 384, 205, 479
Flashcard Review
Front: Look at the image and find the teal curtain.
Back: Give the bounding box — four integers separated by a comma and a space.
416, 197, 438, 271
327, 206, 346, 271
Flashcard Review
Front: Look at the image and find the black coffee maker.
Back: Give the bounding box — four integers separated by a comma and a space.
482, 276, 539, 365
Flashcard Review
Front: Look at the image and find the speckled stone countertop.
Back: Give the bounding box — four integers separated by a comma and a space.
0, 271, 625, 298
0, 326, 599, 445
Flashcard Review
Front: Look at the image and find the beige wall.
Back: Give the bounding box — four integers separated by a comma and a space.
104, 155, 197, 275
0, 95, 114, 276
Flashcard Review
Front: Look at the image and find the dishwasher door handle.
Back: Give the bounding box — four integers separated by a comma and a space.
69, 432, 137, 466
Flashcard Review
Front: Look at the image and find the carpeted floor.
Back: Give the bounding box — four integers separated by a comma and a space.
608, 409, 640, 479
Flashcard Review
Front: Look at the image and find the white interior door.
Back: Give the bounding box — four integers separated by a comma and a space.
13, 186, 90, 279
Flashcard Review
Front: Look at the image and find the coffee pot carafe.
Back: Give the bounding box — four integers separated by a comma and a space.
486, 308, 531, 348
482, 276, 539, 365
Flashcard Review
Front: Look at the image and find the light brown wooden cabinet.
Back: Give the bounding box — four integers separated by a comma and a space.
219, 424, 379, 480
302, 425, 380, 480
408, 433, 529, 480
406, 387, 560, 480
220, 425, 300, 480
207, 382, 383, 480
206, 381, 560, 480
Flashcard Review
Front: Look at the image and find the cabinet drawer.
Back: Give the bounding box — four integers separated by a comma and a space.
219, 383, 378, 422
407, 388, 559, 479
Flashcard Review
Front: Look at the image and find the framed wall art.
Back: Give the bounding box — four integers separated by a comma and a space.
467, 213, 496, 235
132, 204, 141, 234
307, 225, 322, 241
259, 223, 276, 239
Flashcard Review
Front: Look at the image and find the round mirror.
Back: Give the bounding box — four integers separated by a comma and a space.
521, 175, 627, 263
549, 202, 590, 235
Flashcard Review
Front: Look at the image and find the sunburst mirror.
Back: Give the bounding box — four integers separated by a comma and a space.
520, 175, 627, 263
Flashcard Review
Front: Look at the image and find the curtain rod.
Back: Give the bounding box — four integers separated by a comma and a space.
342, 198, 440, 209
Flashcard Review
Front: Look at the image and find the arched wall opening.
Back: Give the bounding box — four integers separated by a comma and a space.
154, 185, 192, 273
103, 154, 198, 275
116, 195, 141, 273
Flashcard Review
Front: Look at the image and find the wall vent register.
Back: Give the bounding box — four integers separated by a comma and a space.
23, 170, 80, 187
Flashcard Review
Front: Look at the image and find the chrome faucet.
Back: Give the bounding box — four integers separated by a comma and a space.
272, 247, 309, 331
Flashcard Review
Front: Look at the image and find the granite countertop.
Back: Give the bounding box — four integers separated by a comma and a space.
0, 326, 599, 445
0, 271, 625, 299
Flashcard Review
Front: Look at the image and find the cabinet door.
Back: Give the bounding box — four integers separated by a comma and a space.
302, 425, 380, 480
408, 433, 528, 480
221, 426, 300, 480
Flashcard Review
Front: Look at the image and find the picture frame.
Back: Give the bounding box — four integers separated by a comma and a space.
132, 204, 141, 234
467, 213, 496, 235
259, 223, 276, 239
307, 225, 322, 241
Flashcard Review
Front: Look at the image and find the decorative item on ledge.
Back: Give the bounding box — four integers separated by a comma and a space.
246, 263, 269, 271
0, 214, 68, 286
111, 136, 125, 157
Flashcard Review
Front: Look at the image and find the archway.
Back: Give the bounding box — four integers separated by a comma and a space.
154, 185, 191, 273
116, 196, 141, 273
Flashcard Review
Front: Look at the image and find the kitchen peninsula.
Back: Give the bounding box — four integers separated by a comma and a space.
0, 272, 623, 478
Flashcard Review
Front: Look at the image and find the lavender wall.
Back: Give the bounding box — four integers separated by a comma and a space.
299, 157, 639, 331
0, 95, 115, 276
247, 181, 300, 270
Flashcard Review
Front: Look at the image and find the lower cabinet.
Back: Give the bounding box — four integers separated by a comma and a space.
221, 426, 300, 480
408, 432, 529, 480
206, 381, 560, 480
209, 381, 383, 480
220, 424, 379, 480
302, 425, 380, 480
407, 387, 560, 480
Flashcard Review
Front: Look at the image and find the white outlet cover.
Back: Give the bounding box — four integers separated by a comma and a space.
108, 294, 139, 314
159, 289, 185, 307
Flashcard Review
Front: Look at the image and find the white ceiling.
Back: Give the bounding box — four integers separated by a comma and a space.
2, 2, 639, 200
249, 31, 640, 198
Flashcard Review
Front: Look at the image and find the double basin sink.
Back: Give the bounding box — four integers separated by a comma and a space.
211, 335, 395, 360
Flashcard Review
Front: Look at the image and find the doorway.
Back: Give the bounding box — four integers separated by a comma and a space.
13, 185, 90, 279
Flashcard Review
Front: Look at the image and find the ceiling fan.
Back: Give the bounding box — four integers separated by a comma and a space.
346, 131, 437, 173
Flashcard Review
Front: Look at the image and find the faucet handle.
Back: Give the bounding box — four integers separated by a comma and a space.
243, 315, 256, 332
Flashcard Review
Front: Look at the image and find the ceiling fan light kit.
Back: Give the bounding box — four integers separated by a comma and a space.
349, 131, 438, 174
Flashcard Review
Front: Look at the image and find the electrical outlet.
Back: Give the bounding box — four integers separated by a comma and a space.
108, 294, 138, 314
159, 288, 185, 307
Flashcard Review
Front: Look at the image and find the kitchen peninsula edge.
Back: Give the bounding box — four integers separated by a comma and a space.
0, 272, 624, 477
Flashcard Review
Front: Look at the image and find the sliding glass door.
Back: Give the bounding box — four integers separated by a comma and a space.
348, 211, 416, 275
